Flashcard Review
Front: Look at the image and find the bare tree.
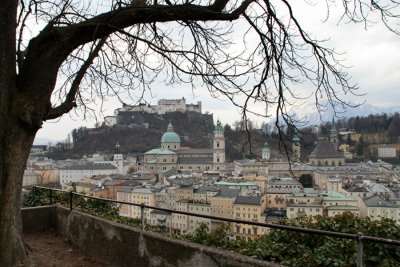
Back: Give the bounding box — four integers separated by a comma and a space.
1, 0, 399, 265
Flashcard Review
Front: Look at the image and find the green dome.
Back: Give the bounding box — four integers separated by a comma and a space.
161, 132, 180, 143
161, 122, 180, 143
263, 142, 270, 151
293, 134, 300, 145
214, 120, 224, 132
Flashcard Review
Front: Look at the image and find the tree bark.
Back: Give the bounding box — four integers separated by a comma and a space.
0, 122, 37, 266
0, 0, 36, 265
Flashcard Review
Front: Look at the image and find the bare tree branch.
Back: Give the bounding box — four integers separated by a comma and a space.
45, 37, 108, 120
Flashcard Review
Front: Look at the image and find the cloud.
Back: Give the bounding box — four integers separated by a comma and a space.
36, 1, 400, 140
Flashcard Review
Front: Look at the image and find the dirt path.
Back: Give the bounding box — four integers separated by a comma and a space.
24, 230, 105, 267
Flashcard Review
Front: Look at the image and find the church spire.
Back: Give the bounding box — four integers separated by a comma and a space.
167, 120, 174, 132
115, 142, 121, 153
330, 116, 337, 134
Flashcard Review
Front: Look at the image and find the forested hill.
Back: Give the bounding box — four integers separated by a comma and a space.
69, 111, 214, 154
48, 111, 287, 161
46, 112, 400, 161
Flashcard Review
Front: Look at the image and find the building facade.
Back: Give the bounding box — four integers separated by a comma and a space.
143, 121, 226, 173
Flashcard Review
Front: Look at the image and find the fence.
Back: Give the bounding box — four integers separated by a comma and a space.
32, 186, 400, 267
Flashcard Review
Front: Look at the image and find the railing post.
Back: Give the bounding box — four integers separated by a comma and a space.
69, 191, 73, 211
140, 203, 145, 232
357, 232, 364, 267
169, 214, 172, 235
49, 189, 53, 205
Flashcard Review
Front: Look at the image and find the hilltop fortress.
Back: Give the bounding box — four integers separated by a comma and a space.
104, 98, 202, 126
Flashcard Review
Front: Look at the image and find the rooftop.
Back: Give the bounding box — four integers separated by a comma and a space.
309, 141, 344, 159
177, 157, 213, 164
363, 195, 398, 208
60, 163, 117, 170
321, 191, 357, 202
145, 148, 177, 155
234, 196, 262, 205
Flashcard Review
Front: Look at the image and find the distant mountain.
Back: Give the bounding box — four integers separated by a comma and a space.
33, 138, 58, 146
270, 101, 400, 126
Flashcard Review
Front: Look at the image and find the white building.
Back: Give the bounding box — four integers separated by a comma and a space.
378, 145, 397, 158
104, 116, 117, 126
23, 170, 38, 186
59, 163, 118, 186
117, 186, 156, 222
262, 142, 270, 160
286, 190, 359, 219
112, 98, 202, 122
233, 159, 268, 176
188, 202, 212, 234
361, 195, 399, 223
150, 210, 172, 228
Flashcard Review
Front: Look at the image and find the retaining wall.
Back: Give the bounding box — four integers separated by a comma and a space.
22, 206, 281, 267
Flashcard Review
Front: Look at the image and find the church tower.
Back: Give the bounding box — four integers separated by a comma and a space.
262, 141, 270, 161
213, 120, 225, 170
113, 142, 124, 174
292, 134, 301, 161
330, 117, 338, 150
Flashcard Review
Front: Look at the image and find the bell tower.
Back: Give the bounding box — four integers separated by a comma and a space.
213, 120, 225, 170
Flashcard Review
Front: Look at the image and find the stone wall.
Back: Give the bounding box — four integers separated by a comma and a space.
22, 206, 57, 233
23, 206, 281, 267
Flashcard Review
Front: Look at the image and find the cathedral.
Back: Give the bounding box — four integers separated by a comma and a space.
309, 118, 345, 166
142, 121, 226, 173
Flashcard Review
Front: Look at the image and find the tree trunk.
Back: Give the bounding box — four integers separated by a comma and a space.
0, 122, 36, 266
0, 0, 36, 265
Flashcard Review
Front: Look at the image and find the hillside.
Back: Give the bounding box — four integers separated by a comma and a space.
47, 111, 293, 161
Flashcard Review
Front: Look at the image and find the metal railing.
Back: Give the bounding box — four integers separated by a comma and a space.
32, 186, 400, 267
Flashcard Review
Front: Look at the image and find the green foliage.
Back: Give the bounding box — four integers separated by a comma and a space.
187, 223, 230, 248
245, 213, 400, 267
23, 188, 70, 207
23, 188, 48, 207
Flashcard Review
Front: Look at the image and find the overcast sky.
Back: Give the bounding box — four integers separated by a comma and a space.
35, 1, 400, 142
